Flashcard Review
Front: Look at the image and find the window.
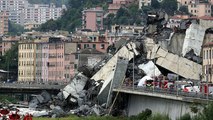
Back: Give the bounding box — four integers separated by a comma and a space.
93, 44, 96, 49
74, 64, 77, 69
207, 50, 209, 59
204, 50, 205, 59
100, 44, 105, 49
84, 44, 87, 49
75, 54, 78, 59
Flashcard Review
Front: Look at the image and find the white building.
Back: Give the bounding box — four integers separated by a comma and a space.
24, 3, 63, 25
0, 0, 27, 25
139, 0, 163, 9
0, 0, 65, 26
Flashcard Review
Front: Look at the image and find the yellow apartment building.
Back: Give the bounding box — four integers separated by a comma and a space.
18, 42, 36, 82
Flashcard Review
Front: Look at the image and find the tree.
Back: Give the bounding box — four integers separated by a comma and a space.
8, 21, 24, 36
161, 0, 178, 15
0, 43, 18, 81
104, 13, 115, 29
151, 0, 160, 9
116, 7, 130, 18
179, 5, 189, 14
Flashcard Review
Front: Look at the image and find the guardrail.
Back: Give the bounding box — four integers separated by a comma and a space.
0, 83, 66, 90
117, 85, 213, 101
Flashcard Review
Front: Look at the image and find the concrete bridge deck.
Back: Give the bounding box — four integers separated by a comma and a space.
0, 83, 66, 94
113, 86, 212, 104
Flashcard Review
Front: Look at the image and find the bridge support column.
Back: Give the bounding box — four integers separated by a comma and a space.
23, 94, 30, 102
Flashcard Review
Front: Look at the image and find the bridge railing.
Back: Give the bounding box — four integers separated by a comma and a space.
117, 85, 213, 100
0, 83, 66, 90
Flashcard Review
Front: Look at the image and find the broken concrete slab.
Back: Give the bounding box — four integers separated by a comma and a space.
148, 45, 202, 80
182, 23, 206, 56
29, 98, 39, 108
138, 61, 161, 77
91, 42, 139, 82
62, 73, 88, 100
106, 57, 129, 107
40, 90, 51, 103
50, 105, 66, 117
90, 42, 139, 104
36, 95, 44, 103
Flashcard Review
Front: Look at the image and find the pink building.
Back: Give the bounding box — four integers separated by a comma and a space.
108, 4, 121, 14
48, 37, 65, 83
64, 54, 75, 82
82, 7, 104, 31
108, 0, 135, 14
1, 36, 19, 56
64, 42, 77, 82
77, 42, 109, 53
113, 0, 134, 4
41, 44, 49, 83
188, 2, 211, 17
209, 0, 213, 4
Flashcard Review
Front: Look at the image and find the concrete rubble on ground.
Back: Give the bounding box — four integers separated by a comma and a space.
6, 10, 209, 118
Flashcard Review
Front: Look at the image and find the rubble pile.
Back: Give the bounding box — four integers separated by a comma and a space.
27, 73, 107, 117
12, 10, 209, 118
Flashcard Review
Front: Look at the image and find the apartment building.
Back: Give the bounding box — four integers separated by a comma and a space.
1, 36, 19, 56
18, 37, 64, 82
139, 0, 151, 9
113, 0, 135, 4
48, 37, 65, 82
18, 42, 36, 82
202, 42, 213, 82
0, 11, 8, 35
108, 0, 135, 13
82, 7, 104, 31
0, 0, 65, 26
0, 0, 27, 25
188, 2, 211, 17
24, 3, 63, 25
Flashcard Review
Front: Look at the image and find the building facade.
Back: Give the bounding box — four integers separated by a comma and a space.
188, 2, 211, 17
203, 42, 213, 82
139, 0, 151, 9
0, 0, 65, 26
18, 37, 66, 83
0, 11, 8, 35
48, 37, 65, 82
18, 42, 36, 82
1, 36, 19, 55
82, 7, 104, 31
24, 3, 63, 25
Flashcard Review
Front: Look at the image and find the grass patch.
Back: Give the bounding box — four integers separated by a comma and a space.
33, 115, 127, 120
0, 95, 18, 103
